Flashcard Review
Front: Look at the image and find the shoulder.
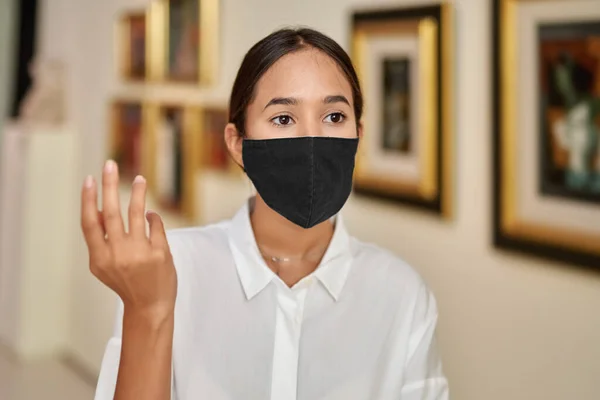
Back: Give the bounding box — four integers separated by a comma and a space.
350, 237, 426, 290
349, 237, 439, 319
165, 221, 230, 251
163, 219, 239, 304
163, 219, 234, 273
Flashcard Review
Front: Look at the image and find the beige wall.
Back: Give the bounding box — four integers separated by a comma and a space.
36, 0, 600, 399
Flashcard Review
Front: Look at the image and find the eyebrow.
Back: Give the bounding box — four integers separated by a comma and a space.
263, 95, 351, 110
324, 95, 350, 107
263, 97, 298, 110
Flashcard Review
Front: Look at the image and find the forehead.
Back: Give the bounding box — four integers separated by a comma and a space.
253, 48, 353, 104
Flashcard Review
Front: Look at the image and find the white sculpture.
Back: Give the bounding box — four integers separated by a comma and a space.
552, 102, 596, 189
18, 58, 67, 127
551, 53, 600, 193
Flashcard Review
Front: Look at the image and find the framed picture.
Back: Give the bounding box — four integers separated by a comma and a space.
195, 107, 229, 169
351, 4, 455, 218
147, 0, 220, 85
109, 100, 144, 182
493, 0, 600, 268
117, 11, 148, 81
146, 103, 200, 221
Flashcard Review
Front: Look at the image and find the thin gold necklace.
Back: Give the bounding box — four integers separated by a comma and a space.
258, 245, 328, 263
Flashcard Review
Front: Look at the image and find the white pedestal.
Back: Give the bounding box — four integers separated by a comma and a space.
0, 122, 77, 360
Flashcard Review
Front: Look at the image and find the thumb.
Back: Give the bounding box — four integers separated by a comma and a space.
146, 210, 168, 248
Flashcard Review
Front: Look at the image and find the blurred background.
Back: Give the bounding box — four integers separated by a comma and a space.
1, 0, 600, 399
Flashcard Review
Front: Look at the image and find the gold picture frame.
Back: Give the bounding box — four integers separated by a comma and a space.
493, 0, 600, 269
147, 0, 220, 85
145, 102, 201, 222
350, 3, 454, 218
116, 11, 149, 81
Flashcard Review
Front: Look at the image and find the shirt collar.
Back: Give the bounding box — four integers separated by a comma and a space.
227, 197, 353, 302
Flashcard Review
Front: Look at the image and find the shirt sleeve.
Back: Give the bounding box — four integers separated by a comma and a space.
93, 298, 124, 400
400, 283, 449, 400
93, 298, 177, 400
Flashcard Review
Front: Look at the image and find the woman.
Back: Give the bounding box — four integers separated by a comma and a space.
82, 27, 449, 400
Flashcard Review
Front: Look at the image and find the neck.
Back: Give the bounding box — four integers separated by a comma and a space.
250, 194, 334, 260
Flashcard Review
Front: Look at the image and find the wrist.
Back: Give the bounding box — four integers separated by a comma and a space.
123, 303, 175, 332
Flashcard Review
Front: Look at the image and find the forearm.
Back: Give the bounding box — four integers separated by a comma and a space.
114, 309, 175, 400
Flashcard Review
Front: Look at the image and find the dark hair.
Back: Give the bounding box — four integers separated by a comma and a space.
228, 27, 363, 136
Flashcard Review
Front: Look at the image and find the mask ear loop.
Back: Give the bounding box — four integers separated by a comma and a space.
248, 179, 256, 196
238, 129, 254, 196
236, 127, 247, 173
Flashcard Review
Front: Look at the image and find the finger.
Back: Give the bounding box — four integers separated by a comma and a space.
98, 210, 106, 236
146, 211, 169, 249
128, 175, 147, 239
101, 160, 125, 240
80, 175, 107, 256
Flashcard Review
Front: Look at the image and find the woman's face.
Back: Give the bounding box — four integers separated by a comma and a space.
245, 48, 359, 140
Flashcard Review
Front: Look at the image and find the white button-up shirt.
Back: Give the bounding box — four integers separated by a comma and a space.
94, 198, 449, 400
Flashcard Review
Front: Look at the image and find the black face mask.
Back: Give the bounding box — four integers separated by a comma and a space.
242, 136, 359, 229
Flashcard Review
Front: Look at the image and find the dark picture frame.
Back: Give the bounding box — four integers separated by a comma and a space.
117, 11, 148, 81
147, 0, 220, 86
195, 106, 238, 172
109, 100, 145, 182
350, 4, 455, 218
9, 0, 38, 118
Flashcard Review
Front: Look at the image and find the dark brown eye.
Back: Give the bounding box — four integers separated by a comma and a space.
325, 112, 345, 123
273, 115, 292, 125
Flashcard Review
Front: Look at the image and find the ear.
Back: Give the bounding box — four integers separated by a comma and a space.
225, 122, 244, 169
356, 121, 364, 157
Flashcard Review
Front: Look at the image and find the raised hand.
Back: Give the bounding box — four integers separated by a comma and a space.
80, 160, 177, 322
